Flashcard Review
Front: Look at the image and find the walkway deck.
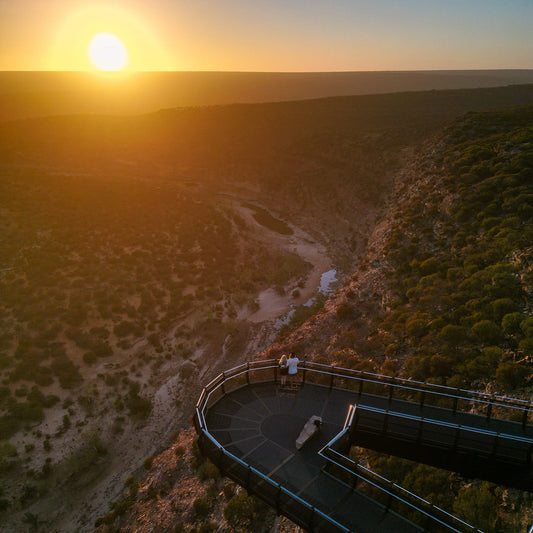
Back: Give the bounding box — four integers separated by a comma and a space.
205, 382, 420, 532
194, 360, 533, 532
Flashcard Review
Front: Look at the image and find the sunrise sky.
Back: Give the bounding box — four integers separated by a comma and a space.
1, 0, 532, 72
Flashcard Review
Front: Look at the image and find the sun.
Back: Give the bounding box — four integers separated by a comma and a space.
88, 33, 128, 71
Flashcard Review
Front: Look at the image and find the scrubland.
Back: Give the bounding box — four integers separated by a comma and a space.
0, 84, 533, 531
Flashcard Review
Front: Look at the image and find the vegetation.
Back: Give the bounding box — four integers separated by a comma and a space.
271, 106, 533, 532
376, 106, 533, 392
223, 491, 269, 531
342, 107, 533, 532
2, 85, 533, 531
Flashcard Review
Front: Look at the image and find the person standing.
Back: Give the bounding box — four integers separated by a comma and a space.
279, 354, 288, 385
287, 353, 300, 384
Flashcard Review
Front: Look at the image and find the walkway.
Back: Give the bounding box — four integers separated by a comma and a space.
194, 360, 533, 532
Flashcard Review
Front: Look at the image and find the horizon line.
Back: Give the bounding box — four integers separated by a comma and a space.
1, 68, 533, 75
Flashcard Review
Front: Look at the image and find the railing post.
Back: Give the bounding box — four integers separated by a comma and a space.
522, 402, 530, 430
387, 384, 394, 410
383, 410, 389, 435
329, 368, 335, 391
221, 372, 226, 395
453, 425, 461, 453
302, 362, 307, 384
275, 484, 282, 514
491, 432, 500, 458
246, 362, 250, 385
486, 395, 494, 423
357, 379, 364, 403
309, 506, 316, 532
419, 390, 425, 414
417, 416, 424, 444
246, 465, 251, 488
351, 409, 359, 441
452, 390, 459, 416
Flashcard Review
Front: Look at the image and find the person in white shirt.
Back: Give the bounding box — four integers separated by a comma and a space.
287, 353, 300, 383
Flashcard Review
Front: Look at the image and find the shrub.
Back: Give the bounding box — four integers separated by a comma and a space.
471, 320, 502, 345
126, 383, 153, 419
520, 317, 533, 337
405, 318, 429, 339
0, 441, 17, 458
438, 325, 468, 348
197, 459, 220, 481
192, 497, 210, 519
223, 482, 237, 500
495, 361, 529, 389
223, 492, 255, 529
501, 312, 527, 335
199, 521, 218, 533
518, 337, 533, 355
336, 302, 358, 320
453, 484, 499, 533
83, 352, 97, 365
490, 298, 517, 322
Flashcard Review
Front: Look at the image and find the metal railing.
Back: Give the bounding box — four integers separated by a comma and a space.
194, 360, 355, 532
194, 359, 532, 533
196, 429, 350, 533
350, 403, 533, 464
196, 359, 532, 428
318, 406, 487, 533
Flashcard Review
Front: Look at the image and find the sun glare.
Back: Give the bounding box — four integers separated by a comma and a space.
88, 33, 128, 71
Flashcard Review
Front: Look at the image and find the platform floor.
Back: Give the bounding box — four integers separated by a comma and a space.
205, 380, 532, 531
206, 382, 422, 533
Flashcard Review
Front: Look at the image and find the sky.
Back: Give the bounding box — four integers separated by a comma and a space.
0, 0, 532, 72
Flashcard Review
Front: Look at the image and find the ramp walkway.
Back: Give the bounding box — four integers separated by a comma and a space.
194, 360, 533, 532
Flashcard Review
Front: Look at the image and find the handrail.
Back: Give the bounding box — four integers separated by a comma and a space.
319, 444, 482, 533
353, 403, 533, 445
199, 428, 351, 532
197, 359, 531, 426
194, 359, 532, 533
318, 419, 483, 533
305, 360, 531, 408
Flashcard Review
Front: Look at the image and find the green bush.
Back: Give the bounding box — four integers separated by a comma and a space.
495, 361, 528, 389
197, 459, 220, 481
438, 325, 468, 348
501, 312, 527, 335
0, 441, 17, 458
520, 317, 533, 337
490, 298, 517, 322
199, 521, 219, 533
452, 484, 499, 533
192, 496, 211, 519
518, 337, 533, 355
223, 492, 255, 529
471, 320, 503, 345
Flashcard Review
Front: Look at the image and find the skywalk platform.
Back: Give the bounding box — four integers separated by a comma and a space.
194, 360, 533, 533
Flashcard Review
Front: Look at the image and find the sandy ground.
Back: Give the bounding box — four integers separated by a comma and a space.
2, 195, 337, 533
228, 197, 333, 323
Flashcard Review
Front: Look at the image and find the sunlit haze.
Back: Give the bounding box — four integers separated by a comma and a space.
0, 0, 532, 71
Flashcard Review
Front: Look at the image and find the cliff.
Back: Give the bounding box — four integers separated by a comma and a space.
91, 106, 533, 533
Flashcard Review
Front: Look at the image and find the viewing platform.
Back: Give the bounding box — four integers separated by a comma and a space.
194, 360, 533, 533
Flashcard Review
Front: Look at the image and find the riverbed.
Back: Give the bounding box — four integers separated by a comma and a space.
227, 199, 337, 324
